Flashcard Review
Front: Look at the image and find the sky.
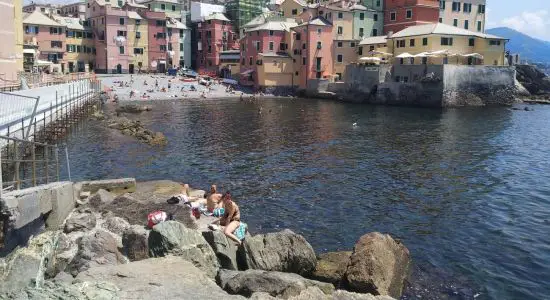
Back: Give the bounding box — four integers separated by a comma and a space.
23, 0, 550, 41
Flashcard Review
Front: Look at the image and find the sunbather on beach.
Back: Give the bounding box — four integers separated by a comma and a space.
212, 192, 242, 245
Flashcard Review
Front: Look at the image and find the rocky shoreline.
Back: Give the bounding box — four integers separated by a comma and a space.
0, 180, 410, 300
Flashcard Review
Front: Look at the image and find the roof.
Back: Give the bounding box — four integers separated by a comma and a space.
126, 0, 147, 8
247, 20, 297, 32
204, 12, 230, 22
294, 16, 331, 27
359, 36, 387, 45
390, 23, 508, 40
23, 10, 64, 27
167, 18, 188, 29
242, 12, 283, 28
94, 0, 120, 7
54, 16, 85, 30
128, 11, 143, 20
138, 0, 179, 4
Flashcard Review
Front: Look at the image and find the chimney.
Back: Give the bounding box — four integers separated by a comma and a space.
387, 31, 393, 38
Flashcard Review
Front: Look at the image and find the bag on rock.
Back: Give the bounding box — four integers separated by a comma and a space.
147, 211, 168, 228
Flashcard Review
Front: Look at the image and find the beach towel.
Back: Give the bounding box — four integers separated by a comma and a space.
213, 207, 225, 218
147, 211, 167, 228
234, 222, 247, 241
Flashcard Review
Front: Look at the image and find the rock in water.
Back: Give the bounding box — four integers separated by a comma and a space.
203, 230, 239, 270
344, 232, 411, 298
68, 229, 126, 276
217, 269, 334, 298
63, 209, 96, 233
75, 256, 245, 300
312, 251, 352, 286
148, 221, 219, 277
241, 229, 316, 276
122, 225, 150, 261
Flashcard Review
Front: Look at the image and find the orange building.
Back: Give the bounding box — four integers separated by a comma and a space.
383, 0, 439, 34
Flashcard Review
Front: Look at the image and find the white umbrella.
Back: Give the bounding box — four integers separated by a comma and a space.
368, 50, 393, 56
462, 53, 484, 59
359, 57, 382, 62
396, 53, 413, 58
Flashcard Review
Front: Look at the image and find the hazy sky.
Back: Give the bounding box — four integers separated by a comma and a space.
22, 0, 550, 41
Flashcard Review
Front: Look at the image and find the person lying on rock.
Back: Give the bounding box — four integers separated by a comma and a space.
211, 192, 242, 245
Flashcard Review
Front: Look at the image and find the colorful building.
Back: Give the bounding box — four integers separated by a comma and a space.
55, 16, 95, 73
23, 10, 67, 72
23, 2, 61, 15
357, 35, 389, 60
166, 18, 188, 68
144, 10, 169, 73
195, 12, 239, 74
279, 0, 308, 19
439, 0, 486, 32
59, 1, 87, 20
388, 23, 507, 66
140, 0, 185, 21
0, 0, 24, 81
291, 16, 333, 89
383, 0, 439, 34
126, 12, 149, 73
352, 3, 383, 39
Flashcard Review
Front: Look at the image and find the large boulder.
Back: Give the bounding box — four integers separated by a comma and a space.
75, 256, 245, 300
312, 251, 352, 286
0, 231, 59, 293
217, 269, 334, 299
241, 229, 316, 276
45, 233, 78, 279
148, 221, 219, 277
68, 229, 126, 276
0, 280, 119, 300
203, 230, 239, 270
63, 209, 96, 233
344, 232, 411, 298
122, 225, 150, 261
101, 216, 130, 236
87, 189, 115, 208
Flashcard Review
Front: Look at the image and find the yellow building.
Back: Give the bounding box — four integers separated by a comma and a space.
55, 16, 95, 73
0, 0, 24, 83
358, 35, 392, 63
387, 23, 507, 66
333, 40, 358, 81
126, 12, 148, 72
256, 53, 295, 87
279, 0, 307, 19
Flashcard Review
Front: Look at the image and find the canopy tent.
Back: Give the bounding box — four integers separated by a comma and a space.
23, 49, 36, 54
395, 53, 414, 58
360, 57, 382, 61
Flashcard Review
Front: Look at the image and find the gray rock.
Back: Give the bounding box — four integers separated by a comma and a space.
68, 229, 125, 276
0, 280, 118, 300
332, 289, 395, 300
241, 229, 316, 276
0, 231, 60, 293
312, 251, 352, 286
203, 230, 239, 270
52, 271, 74, 284
63, 210, 96, 233
45, 233, 78, 278
88, 189, 115, 208
122, 225, 150, 261
101, 216, 130, 236
217, 269, 334, 298
148, 221, 219, 277
75, 256, 245, 300
345, 232, 411, 298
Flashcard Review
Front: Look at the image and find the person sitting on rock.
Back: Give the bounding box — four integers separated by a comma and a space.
206, 184, 223, 212
212, 192, 242, 245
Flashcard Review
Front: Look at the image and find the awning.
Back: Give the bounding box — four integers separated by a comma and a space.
396, 53, 413, 58
414, 52, 429, 57
461, 53, 484, 59
35, 60, 53, 66
240, 69, 254, 75
23, 49, 36, 54
359, 57, 382, 62
426, 50, 450, 56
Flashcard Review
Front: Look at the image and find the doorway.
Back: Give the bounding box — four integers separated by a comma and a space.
68, 62, 74, 73
129, 64, 134, 74
116, 64, 122, 74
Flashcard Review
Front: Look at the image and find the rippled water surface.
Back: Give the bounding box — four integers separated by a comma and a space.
63, 99, 550, 299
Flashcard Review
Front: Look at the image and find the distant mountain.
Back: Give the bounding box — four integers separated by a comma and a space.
486, 27, 550, 64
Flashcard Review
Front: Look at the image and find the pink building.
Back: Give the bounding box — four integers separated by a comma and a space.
23, 10, 67, 71
291, 16, 333, 89
239, 20, 294, 87
195, 12, 239, 74
144, 11, 169, 73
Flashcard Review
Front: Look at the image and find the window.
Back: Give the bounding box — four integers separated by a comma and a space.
409, 39, 415, 47
477, 21, 482, 32
373, 14, 378, 21
439, 17, 443, 23
469, 38, 475, 47
158, 44, 166, 51
372, 29, 378, 36
359, 13, 364, 20
359, 28, 364, 37
269, 30, 274, 36
358, 46, 363, 55
317, 28, 322, 35
135, 19, 141, 25
136, 32, 141, 39
118, 0, 123, 6
302, 43, 306, 49
369, 46, 375, 51
208, 45, 211, 53
317, 41, 322, 49
86, 32, 93, 39
452, 2, 460, 12
168, 43, 172, 51
376, 0, 380, 6
134, 48, 144, 54
406, 9, 412, 19
172, 5, 176, 11
441, 37, 453, 46
464, 20, 469, 30
350, 42, 355, 47
167, 28, 172, 36
302, 57, 306, 65
463, 3, 472, 13
478, 4, 485, 14
249, 56, 253, 65
25, 25, 39, 34
453, 19, 458, 27
489, 40, 502, 46
51, 41, 62, 48
161, 4, 166, 9
338, 12, 343, 19
269, 41, 274, 51
119, 46, 124, 54
337, 54, 343, 63
440, 0, 446, 9
180, 29, 184, 38
337, 41, 343, 48
280, 43, 285, 50
291, 9, 297, 15
255, 41, 260, 51
390, 12, 396, 21
156, 32, 166, 39
296, 33, 301, 40
396, 40, 405, 48
75, 31, 82, 38
66, 44, 75, 52
117, 30, 127, 37
337, 26, 343, 34
50, 27, 62, 34
422, 37, 428, 46
119, 17, 124, 25
156, 20, 166, 26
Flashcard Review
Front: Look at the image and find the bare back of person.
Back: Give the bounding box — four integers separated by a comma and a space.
207, 193, 222, 212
